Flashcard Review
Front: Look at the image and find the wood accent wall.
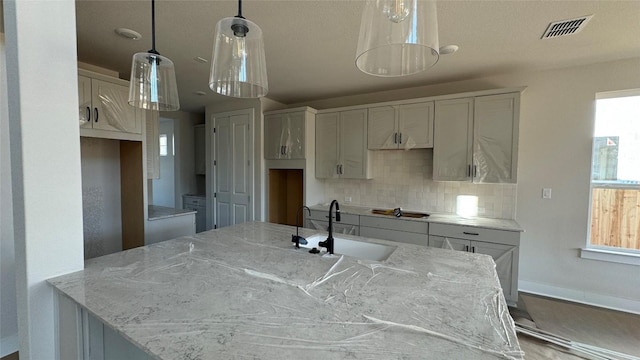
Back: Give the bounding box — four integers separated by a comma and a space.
269, 169, 303, 226
120, 141, 145, 250
590, 188, 640, 250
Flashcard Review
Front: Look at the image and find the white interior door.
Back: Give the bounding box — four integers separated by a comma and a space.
214, 109, 253, 228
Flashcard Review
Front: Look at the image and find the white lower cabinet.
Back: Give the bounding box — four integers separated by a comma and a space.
428, 223, 520, 305
359, 215, 428, 246
305, 209, 360, 235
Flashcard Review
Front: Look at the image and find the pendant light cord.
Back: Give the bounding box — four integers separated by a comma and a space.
236, 0, 244, 19
149, 0, 159, 54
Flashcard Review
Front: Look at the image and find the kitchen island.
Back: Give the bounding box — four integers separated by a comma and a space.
48, 222, 523, 359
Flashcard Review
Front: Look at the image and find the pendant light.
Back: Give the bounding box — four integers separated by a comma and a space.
356, 0, 440, 77
128, 0, 180, 111
209, 0, 268, 98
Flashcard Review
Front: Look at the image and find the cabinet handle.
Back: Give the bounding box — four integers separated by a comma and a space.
394, 132, 397, 144
94, 108, 99, 122
467, 165, 471, 177
463, 231, 479, 236
464, 245, 469, 252
399, 133, 402, 144
337, 164, 340, 175
471, 246, 476, 253
86, 107, 91, 121
473, 165, 477, 178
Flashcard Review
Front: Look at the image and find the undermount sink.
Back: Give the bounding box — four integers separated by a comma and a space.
300, 234, 396, 262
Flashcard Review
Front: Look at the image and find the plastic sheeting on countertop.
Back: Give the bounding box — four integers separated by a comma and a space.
48, 222, 524, 360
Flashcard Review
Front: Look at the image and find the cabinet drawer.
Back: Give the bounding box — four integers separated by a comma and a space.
360, 227, 427, 246
184, 197, 205, 207
308, 209, 359, 225
429, 223, 519, 246
360, 215, 428, 234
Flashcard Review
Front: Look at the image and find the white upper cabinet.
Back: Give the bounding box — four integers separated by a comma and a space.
368, 102, 434, 150
78, 71, 143, 140
264, 109, 308, 159
433, 92, 520, 183
473, 93, 520, 183
433, 97, 474, 181
316, 109, 371, 179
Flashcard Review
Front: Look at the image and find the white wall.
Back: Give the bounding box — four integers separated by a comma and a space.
4, 1, 85, 357
152, 119, 176, 207
158, 110, 204, 208
80, 138, 122, 259
0, 32, 19, 358
294, 57, 640, 313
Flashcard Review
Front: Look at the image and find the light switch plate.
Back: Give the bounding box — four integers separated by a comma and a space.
542, 188, 552, 199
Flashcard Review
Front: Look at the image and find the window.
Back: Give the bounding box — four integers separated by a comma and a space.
588, 90, 640, 254
159, 134, 168, 156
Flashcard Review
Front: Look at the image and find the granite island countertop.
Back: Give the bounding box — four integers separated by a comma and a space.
48, 222, 523, 360
309, 204, 524, 232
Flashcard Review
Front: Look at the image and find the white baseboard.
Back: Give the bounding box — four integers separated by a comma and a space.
519, 280, 640, 315
1, 334, 18, 357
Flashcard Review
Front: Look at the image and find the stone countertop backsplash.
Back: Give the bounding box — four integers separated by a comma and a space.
309, 203, 524, 232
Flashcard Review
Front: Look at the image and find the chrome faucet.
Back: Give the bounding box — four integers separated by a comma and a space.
292, 206, 310, 248
319, 200, 340, 254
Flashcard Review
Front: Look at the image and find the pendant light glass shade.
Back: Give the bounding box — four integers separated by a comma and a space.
356, 0, 439, 77
129, 52, 180, 111
209, 17, 268, 98
128, 0, 180, 111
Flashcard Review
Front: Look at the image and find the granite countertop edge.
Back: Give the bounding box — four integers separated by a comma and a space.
148, 205, 197, 221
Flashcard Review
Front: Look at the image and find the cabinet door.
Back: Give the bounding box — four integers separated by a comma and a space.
473, 93, 520, 183
472, 241, 518, 304
92, 79, 142, 134
78, 76, 93, 128
264, 114, 283, 159
285, 112, 306, 159
367, 106, 397, 150
340, 109, 369, 179
146, 110, 160, 179
194, 124, 206, 175
428, 235, 470, 251
433, 98, 474, 181
399, 102, 434, 149
315, 113, 339, 179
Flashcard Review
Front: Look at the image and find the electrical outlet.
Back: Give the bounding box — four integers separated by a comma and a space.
542, 188, 552, 199
345, 196, 352, 203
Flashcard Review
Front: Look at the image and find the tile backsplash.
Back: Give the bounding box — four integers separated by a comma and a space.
322, 149, 517, 219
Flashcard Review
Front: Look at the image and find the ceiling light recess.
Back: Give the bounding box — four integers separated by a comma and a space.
115, 28, 142, 40
542, 15, 593, 39
128, 0, 180, 111
356, 0, 439, 77
209, 0, 268, 98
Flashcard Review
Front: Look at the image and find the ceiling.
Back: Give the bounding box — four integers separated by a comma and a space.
75, 0, 640, 113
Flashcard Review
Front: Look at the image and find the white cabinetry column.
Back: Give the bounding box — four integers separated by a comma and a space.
4, 1, 84, 358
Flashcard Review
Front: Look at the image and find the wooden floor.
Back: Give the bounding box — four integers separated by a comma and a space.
3, 293, 638, 360
513, 292, 640, 359
0, 353, 18, 360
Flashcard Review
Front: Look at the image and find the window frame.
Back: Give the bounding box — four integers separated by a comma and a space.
583, 89, 640, 265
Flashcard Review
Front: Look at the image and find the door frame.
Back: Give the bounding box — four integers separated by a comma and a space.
207, 108, 255, 229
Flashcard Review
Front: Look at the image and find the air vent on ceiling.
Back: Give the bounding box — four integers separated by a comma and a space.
541, 15, 593, 39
